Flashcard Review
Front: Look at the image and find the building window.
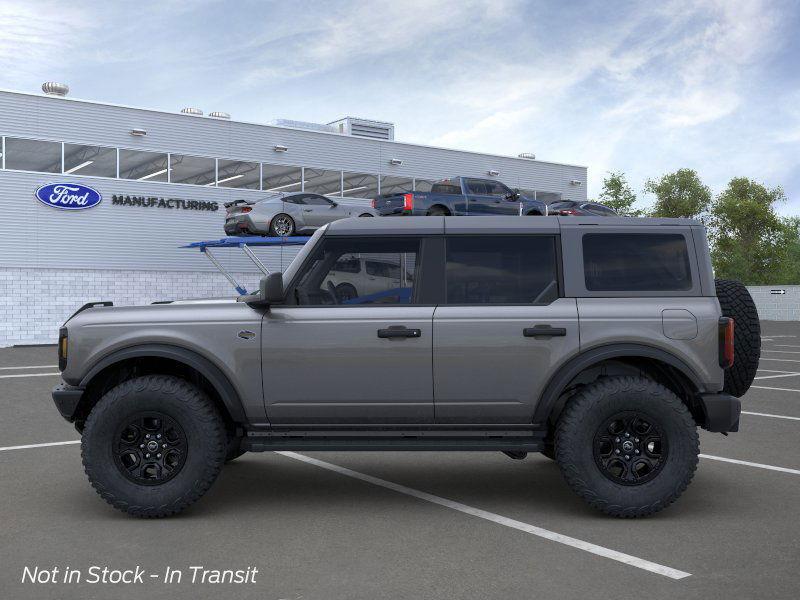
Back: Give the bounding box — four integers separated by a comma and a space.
262, 163, 302, 193
379, 175, 413, 195
342, 171, 379, 198
304, 168, 342, 196
63, 144, 117, 177
414, 178, 436, 192
4, 138, 61, 173
119, 149, 169, 182
170, 154, 216, 186
217, 159, 260, 189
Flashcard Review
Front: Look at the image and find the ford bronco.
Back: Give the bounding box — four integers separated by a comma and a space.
52, 216, 760, 518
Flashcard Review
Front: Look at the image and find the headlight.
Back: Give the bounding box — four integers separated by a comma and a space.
58, 327, 68, 371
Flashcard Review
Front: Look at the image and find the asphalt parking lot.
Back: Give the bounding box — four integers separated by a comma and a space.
1, 322, 799, 600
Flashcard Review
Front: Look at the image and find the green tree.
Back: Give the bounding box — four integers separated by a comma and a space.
709, 177, 795, 284
598, 171, 642, 216
644, 168, 712, 219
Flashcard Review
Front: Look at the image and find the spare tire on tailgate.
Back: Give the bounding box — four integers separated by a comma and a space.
715, 279, 760, 397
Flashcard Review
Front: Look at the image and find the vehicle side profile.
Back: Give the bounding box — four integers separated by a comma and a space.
53, 216, 760, 518
224, 191, 377, 236
372, 177, 547, 217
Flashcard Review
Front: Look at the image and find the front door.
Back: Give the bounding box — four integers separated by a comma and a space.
261, 235, 434, 424
433, 234, 579, 423
300, 194, 347, 228
464, 179, 519, 215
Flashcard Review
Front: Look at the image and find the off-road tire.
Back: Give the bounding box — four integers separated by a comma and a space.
81, 375, 226, 518
555, 376, 699, 518
715, 278, 760, 397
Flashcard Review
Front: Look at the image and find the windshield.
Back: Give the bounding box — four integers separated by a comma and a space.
281, 225, 328, 284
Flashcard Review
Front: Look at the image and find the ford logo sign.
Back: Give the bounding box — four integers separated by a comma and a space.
35, 183, 102, 210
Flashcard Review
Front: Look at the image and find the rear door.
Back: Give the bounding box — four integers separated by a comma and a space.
262, 234, 437, 424
464, 179, 519, 215
432, 230, 579, 423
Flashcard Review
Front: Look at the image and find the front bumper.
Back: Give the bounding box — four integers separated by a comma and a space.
52, 382, 84, 422
698, 392, 741, 432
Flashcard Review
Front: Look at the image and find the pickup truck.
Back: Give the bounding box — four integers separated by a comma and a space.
372, 177, 547, 217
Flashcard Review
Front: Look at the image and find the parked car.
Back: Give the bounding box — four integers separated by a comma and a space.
324, 256, 414, 303
224, 192, 377, 236
548, 200, 617, 216
371, 177, 547, 217
53, 216, 760, 518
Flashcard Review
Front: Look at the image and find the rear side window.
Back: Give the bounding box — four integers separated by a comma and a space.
445, 236, 559, 304
583, 233, 692, 291
431, 180, 462, 194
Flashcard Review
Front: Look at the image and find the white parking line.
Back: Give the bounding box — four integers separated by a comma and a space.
0, 440, 80, 452
0, 365, 58, 370
700, 454, 800, 475
277, 451, 692, 580
751, 385, 800, 393
0, 372, 61, 379
770, 344, 800, 349
754, 372, 800, 380
742, 411, 800, 422
762, 335, 797, 338
762, 350, 800, 355
759, 357, 800, 364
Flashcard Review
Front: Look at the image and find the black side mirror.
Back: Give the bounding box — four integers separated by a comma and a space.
330, 201, 338, 208
262, 272, 284, 304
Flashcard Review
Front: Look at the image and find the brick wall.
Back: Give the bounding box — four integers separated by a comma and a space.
746, 286, 800, 321
0, 268, 262, 347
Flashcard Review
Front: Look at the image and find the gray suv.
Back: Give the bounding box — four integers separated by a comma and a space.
52, 217, 760, 518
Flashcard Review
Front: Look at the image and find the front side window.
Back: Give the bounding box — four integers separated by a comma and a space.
63, 144, 117, 177
485, 181, 512, 197
303, 194, 334, 206
119, 149, 168, 182
293, 237, 419, 305
583, 233, 692, 291
445, 236, 559, 304
4, 138, 61, 173
465, 179, 490, 195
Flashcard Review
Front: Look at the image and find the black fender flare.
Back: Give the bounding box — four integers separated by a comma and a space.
532, 343, 704, 424
79, 343, 246, 423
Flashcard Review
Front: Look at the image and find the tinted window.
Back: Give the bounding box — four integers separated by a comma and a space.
64, 144, 117, 177
431, 180, 462, 194
304, 194, 333, 206
295, 237, 419, 305
585, 203, 616, 215
465, 179, 490, 195
484, 181, 512, 197
119, 149, 168, 182
284, 195, 305, 205
170, 154, 216, 186
445, 236, 559, 304
583, 233, 692, 291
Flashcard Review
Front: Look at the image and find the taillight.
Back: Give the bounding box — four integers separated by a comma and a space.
719, 317, 735, 368
559, 209, 579, 216
371, 198, 377, 209
403, 193, 414, 211
241, 207, 252, 213
58, 327, 68, 371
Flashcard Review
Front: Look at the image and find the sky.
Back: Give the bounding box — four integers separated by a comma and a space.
1, 0, 799, 214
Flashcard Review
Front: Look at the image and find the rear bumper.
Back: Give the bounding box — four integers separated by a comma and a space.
52, 383, 84, 422
698, 392, 741, 432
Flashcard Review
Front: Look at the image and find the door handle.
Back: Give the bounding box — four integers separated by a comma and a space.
303, 208, 313, 212
378, 326, 422, 339
523, 325, 567, 338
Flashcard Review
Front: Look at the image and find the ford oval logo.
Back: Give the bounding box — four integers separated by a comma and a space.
35, 183, 102, 210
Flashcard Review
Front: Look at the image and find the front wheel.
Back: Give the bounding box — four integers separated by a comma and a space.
81, 375, 227, 518
555, 376, 698, 518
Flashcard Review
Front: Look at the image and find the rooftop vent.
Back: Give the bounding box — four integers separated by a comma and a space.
209, 111, 230, 119
329, 117, 394, 141
518, 152, 536, 160
180, 107, 203, 116
42, 82, 69, 96
269, 119, 337, 134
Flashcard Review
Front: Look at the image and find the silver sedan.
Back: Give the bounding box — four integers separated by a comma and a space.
224, 192, 378, 236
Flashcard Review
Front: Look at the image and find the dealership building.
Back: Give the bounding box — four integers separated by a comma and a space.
0, 85, 588, 347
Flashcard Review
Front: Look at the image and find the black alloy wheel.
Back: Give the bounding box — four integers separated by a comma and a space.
593, 411, 667, 485
114, 412, 187, 485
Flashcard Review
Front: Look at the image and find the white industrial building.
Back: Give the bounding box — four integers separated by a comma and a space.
0, 84, 588, 346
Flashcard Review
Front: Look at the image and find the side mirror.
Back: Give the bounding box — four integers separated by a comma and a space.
330, 201, 338, 208
262, 272, 284, 304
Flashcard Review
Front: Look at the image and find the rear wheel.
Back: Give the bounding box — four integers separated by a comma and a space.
269, 214, 295, 237
426, 206, 449, 216
81, 375, 226, 518
358, 213, 374, 217
555, 376, 698, 517
715, 278, 760, 397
